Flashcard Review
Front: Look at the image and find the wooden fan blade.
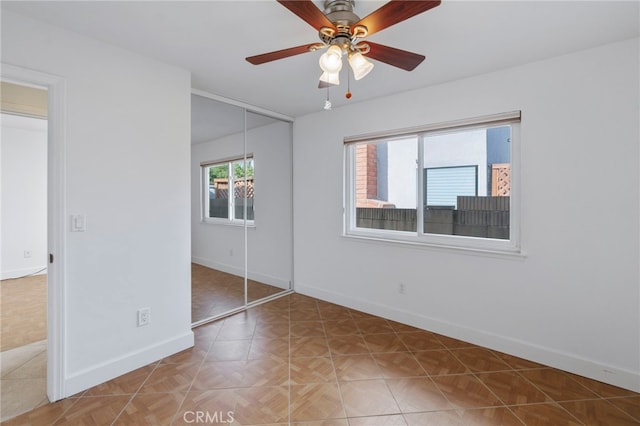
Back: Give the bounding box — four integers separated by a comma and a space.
277, 0, 337, 31
365, 41, 425, 71
246, 43, 319, 65
353, 0, 440, 37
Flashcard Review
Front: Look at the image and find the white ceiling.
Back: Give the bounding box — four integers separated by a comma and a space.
3, 1, 638, 120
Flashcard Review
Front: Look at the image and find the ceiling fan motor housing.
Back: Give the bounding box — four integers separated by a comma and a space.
323, 0, 360, 25
322, 0, 361, 49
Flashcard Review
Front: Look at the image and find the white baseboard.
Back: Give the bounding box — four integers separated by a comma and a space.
1, 266, 47, 280
64, 331, 194, 397
295, 282, 640, 393
192, 257, 289, 290
248, 271, 289, 290
192, 256, 243, 278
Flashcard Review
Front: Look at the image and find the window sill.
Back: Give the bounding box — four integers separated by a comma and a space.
201, 219, 256, 229
342, 232, 526, 260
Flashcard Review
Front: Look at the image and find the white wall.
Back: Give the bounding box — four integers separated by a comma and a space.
1, 11, 193, 397
293, 38, 640, 391
1, 114, 48, 279
192, 119, 293, 289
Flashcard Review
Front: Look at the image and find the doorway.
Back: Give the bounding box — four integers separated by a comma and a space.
0, 81, 49, 421
1, 64, 67, 416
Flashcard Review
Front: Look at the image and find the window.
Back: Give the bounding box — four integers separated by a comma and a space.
344, 112, 520, 253
202, 156, 254, 224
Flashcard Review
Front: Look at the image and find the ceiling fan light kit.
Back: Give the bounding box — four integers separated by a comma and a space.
319, 44, 344, 73
319, 70, 340, 86
348, 51, 374, 80
246, 0, 441, 109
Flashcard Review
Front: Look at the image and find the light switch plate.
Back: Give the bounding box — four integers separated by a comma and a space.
70, 214, 86, 232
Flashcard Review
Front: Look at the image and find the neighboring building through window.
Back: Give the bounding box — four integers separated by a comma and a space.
345, 112, 520, 253
202, 157, 254, 224
425, 165, 478, 208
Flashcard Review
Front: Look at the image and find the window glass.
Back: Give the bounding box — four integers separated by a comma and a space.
345, 114, 519, 253
423, 126, 510, 240
203, 157, 254, 224
233, 158, 254, 221
354, 138, 417, 232
207, 164, 230, 219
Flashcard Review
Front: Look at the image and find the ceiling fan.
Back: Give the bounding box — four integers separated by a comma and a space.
246, 0, 441, 96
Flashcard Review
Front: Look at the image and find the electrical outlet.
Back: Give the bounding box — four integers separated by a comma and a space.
137, 307, 151, 327
398, 282, 406, 294
23, 250, 32, 258
229, 249, 233, 256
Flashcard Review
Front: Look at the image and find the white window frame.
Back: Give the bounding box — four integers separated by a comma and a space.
201, 155, 254, 226
344, 111, 521, 255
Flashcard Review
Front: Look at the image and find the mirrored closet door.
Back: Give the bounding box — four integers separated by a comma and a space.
190, 93, 293, 325
246, 111, 293, 304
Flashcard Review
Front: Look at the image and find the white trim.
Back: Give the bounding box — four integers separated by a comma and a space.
1, 63, 67, 402
65, 331, 193, 397
243, 109, 248, 306
200, 153, 254, 168
200, 218, 256, 228
508, 121, 522, 252
192, 256, 289, 290
417, 135, 425, 234
192, 256, 243, 282
344, 110, 521, 144
289, 121, 295, 293
1, 267, 47, 280
295, 281, 640, 393
344, 116, 521, 256
341, 233, 527, 260
191, 88, 294, 123
201, 157, 255, 226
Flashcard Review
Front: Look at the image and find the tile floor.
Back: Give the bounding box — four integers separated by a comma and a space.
0, 340, 48, 422
0, 267, 287, 421
1, 275, 50, 421
1, 275, 47, 352
191, 264, 287, 323
3, 293, 639, 425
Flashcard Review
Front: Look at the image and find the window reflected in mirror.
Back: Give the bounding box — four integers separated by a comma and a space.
191, 94, 293, 324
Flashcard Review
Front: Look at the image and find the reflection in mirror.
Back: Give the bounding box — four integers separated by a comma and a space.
246, 111, 293, 304
190, 94, 246, 323
190, 93, 294, 325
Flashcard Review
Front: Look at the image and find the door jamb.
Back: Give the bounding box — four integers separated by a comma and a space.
1, 63, 67, 401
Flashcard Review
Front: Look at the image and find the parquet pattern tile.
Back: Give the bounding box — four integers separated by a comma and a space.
290, 383, 344, 421
1, 275, 47, 351
191, 263, 285, 323
4, 293, 640, 425
608, 396, 640, 421
84, 364, 157, 396
333, 354, 382, 381
114, 392, 184, 425
340, 379, 400, 417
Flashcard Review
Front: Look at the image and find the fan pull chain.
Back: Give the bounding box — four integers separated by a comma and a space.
324, 86, 332, 110
346, 70, 352, 99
